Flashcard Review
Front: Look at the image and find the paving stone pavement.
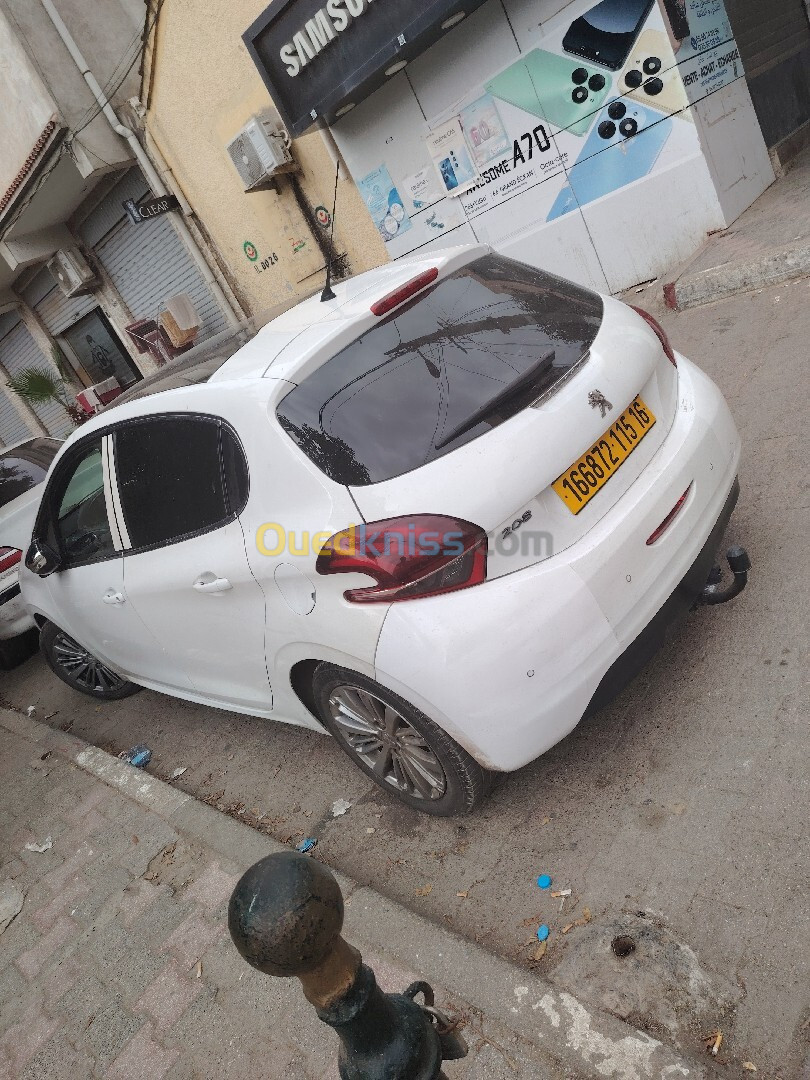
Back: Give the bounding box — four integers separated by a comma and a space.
1, 715, 721, 1080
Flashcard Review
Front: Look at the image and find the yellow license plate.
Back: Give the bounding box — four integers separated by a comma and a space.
553, 395, 657, 514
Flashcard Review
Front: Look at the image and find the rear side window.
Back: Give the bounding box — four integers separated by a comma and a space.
277, 254, 603, 486
0, 439, 61, 509
115, 416, 246, 550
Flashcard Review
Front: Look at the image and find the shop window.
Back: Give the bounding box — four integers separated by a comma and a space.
61, 310, 142, 389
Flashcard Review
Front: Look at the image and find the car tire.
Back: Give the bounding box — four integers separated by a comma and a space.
40, 621, 141, 700
312, 665, 492, 816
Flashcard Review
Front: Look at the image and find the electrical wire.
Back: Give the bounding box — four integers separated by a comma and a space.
70, 0, 166, 139
2, 142, 68, 231
70, 27, 145, 132
75, 0, 168, 130
2, 7, 164, 234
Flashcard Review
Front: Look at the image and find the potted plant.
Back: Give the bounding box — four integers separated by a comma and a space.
6, 345, 86, 427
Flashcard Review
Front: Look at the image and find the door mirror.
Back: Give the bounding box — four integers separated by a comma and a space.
25, 539, 61, 578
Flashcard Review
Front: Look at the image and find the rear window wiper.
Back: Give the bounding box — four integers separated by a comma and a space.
434, 348, 555, 450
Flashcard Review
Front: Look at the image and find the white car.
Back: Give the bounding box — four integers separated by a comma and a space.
0, 438, 61, 667
21, 246, 748, 815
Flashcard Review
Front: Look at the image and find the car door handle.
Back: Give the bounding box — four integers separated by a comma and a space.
193, 575, 233, 594
103, 590, 126, 605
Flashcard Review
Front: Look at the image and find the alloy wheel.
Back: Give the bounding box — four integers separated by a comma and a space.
328, 685, 447, 801
53, 631, 126, 695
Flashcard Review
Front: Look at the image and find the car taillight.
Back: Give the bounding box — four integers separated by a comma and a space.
316, 515, 488, 603
646, 485, 692, 545
630, 306, 677, 367
0, 547, 22, 574
370, 268, 439, 317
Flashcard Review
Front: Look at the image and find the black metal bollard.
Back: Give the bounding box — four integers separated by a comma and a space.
228, 851, 467, 1079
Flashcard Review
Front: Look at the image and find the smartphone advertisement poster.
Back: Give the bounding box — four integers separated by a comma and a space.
357, 165, 412, 243
427, 119, 479, 196
460, 95, 511, 170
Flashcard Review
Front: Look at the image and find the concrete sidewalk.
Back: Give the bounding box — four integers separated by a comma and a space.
0, 707, 719, 1080
662, 144, 810, 310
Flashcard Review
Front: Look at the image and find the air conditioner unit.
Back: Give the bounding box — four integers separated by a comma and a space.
227, 116, 293, 191
47, 248, 96, 297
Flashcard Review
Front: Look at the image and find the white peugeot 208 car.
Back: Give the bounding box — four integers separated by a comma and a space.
21, 246, 748, 815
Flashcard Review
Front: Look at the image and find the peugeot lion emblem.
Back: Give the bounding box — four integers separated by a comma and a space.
588, 390, 613, 418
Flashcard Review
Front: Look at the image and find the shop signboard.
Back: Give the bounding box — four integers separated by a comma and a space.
123, 194, 181, 225
243, 0, 491, 136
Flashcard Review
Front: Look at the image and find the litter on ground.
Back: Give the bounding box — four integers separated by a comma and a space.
331, 799, 352, 817
703, 1030, 723, 1056
119, 745, 152, 768
25, 836, 53, 853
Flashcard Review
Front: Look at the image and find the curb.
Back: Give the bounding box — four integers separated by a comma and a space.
2, 707, 721, 1080
663, 241, 810, 310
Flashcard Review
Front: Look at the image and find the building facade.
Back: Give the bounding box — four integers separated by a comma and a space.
241, 0, 809, 295
0, 0, 252, 445
139, 0, 388, 319
0, 0, 388, 447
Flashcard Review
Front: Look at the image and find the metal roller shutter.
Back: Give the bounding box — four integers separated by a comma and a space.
726, 0, 810, 146
22, 270, 95, 336
80, 169, 228, 343
0, 315, 36, 446
0, 319, 74, 439
78, 171, 151, 249
0, 388, 33, 447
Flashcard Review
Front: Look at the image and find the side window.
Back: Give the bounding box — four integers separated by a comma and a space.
53, 441, 116, 567
115, 416, 230, 550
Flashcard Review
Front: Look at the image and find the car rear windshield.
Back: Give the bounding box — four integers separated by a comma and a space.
0, 439, 60, 509
276, 255, 603, 486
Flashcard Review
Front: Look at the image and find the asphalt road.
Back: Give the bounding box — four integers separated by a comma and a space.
3, 279, 808, 1076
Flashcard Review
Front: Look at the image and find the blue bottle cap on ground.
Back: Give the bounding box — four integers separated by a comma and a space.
537, 874, 552, 889
537, 924, 550, 941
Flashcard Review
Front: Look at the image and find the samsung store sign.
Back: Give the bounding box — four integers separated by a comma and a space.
244, 0, 489, 136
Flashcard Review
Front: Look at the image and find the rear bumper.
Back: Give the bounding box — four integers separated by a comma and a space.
374, 354, 742, 772
584, 475, 739, 718
0, 579, 35, 640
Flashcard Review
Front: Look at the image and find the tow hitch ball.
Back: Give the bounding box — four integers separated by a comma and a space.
698, 545, 751, 606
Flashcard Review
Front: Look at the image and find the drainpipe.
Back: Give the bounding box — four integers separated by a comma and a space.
318, 125, 348, 182
40, 0, 245, 333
